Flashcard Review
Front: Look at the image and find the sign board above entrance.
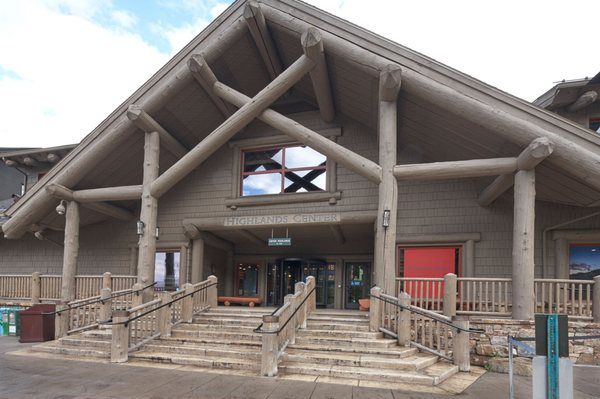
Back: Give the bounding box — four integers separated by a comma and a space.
268, 238, 291, 246
224, 213, 340, 227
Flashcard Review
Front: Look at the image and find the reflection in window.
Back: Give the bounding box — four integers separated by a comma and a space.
154, 251, 180, 291
590, 118, 600, 134
241, 144, 327, 196
569, 244, 600, 279
237, 263, 259, 296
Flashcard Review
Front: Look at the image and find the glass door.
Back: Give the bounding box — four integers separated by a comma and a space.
345, 262, 371, 309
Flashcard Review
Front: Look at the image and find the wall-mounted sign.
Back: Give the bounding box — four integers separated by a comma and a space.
224, 213, 340, 227
268, 237, 291, 246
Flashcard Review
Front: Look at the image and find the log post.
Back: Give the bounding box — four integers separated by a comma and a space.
452, 316, 471, 372
284, 294, 295, 344
137, 131, 160, 302
179, 244, 188, 287
295, 282, 307, 329
110, 310, 129, 363
127, 105, 188, 158
512, 169, 536, 320
31, 272, 41, 304
243, 1, 283, 80
375, 65, 402, 293
54, 301, 70, 339
261, 315, 279, 377
593, 276, 600, 323
191, 238, 205, 283
369, 286, 382, 332
208, 275, 218, 308
60, 201, 80, 302
305, 276, 316, 313
102, 272, 112, 290
554, 238, 569, 279
397, 291, 411, 347
443, 273, 457, 317
99, 287, 112, 323
158, 291, 172, 337
181, 283, 194, 323
131, 283, 144, 308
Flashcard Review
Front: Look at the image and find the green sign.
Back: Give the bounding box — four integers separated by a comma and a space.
268, 237, 291, 246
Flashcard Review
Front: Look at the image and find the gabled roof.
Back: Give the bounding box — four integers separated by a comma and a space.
3, 0, 600, 239
534, 71, 600, 110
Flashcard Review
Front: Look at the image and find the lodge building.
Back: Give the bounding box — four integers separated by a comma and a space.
1, 0, 600, 322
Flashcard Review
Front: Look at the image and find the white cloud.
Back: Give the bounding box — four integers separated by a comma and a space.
0, 1, 168, 147
152, 17, 211, 56
111, 9, 138, 29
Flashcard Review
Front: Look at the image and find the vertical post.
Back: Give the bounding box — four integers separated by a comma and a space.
225, 250, 235, 296
111, 310, 130, 363
512, 169, 536, 320
131, 283, 144, 308
374, 65, 402, 293
444, 273, 457, 317
102, 272, 112, 290
554, 238, 569, 280
60, 201, 80, 302
31, 272, 41, 304
369, 286, 382, 332
137, 131, 160, 302
464, 240, 475, 277
99, 287, 112, 322
179, 244, 188, 287
452, 316, 471, 372
54, 300, 70, 338
397, 291, 411, 346
208, 275, 218, 308
593, 275, 600, 323
284, 294, 296, 344
191, 238, 205, 283
158, 291, 172, 337
181, 283, 194, 323
295, 281, 307, 329
261, 315, 279, 377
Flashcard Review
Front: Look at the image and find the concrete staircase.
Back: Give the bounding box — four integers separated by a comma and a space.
30, 307, 458, 386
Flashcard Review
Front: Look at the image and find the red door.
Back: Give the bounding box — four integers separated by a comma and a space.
400, 247, 459, 298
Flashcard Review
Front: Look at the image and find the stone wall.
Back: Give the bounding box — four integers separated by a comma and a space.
468, 318, 600, 375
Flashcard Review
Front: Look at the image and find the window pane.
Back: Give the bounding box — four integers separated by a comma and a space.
590, 119, 600, 134
242, 173, 281, 196
237, 264, 259, 296
284, 168, 326, 193
243, 149, 283, 173
285, 146, 326, 168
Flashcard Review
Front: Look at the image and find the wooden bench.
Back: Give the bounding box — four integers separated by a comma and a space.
218, 296, 262, 307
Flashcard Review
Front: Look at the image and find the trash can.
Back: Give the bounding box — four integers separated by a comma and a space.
0, 308, 7, 336
19, 304, 56, 342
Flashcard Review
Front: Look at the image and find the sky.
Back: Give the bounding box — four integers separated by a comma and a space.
1, 0, 599, 148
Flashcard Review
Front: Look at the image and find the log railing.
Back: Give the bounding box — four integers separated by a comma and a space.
396, 278, 444, 312
457, 278, 512, 316
370, 286, 474, 371
534, 279, 594, 319
256, 276, 315, 377
109, 276, 218, 363
40, 276, 62, 301
0, 275, 31, 299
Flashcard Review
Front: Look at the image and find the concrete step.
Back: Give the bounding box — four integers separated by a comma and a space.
278, 361, 458, 385
129, 352, 260, 371
193, 313, 265, 322
293, 335, 397, 349
282, 349, 438, 371
210, 306, 275, 314
81, 329, 112, 340
175, 323, 257, 333
287, 342, 419, 357
308, 314, 369, 324
306, 321, 370, 331
158, 335, 261, 348
296, 328, 382, 339
141, 342, 261, 360
57, 337, 111, 350
170, 329, 262, 342
191, 317, 262, 327
31, 342, 109, 358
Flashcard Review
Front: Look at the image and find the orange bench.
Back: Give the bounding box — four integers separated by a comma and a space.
218, 296, 262, 307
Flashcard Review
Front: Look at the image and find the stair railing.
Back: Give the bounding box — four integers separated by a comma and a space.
370, 286, 482, 372
255, 276, 316, 377
108, 276, 218, 363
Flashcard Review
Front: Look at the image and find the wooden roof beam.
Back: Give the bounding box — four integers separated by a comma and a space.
23, 157, 48, 168
72, 185, 142, 203
393, 158, 518, 181
126, 105, 188, 158
45, 184, 135, 221
567, 90, 598, 112
478, 137, 554, 206
188, 55, 235, 119
243, 1, 283, 80
301, 27, 335, 123
150, 53, 316, 199
47, 153, 61, 163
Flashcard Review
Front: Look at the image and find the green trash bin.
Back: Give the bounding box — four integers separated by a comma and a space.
1, 307, 22, 336
0, 308, 7, 336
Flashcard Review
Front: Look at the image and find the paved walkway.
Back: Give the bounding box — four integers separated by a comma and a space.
1, 337, 598, 398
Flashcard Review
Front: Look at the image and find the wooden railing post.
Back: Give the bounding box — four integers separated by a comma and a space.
284, 294, 296, 345
452, 316, 470, 372
181, 283, 194, 323
102, 272, 112, 290
208, 275, 218, 308
31, 272, 41, 304
594, 275, 600, 323
158, 292, 172, 337
261, 315, 279, 377
131, 283, 144, 308
397, 291, 411, 347
111, 310, 129, 363
444, 273, 457, 317
295, 281, 307, 329
369, 286, 382, 332
54, 300, 70, 338
99, 288, 112, 323
305, 276, 316, 313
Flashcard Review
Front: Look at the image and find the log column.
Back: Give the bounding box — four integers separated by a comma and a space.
554, 237, 569, 280
60, 201, 80, 302
374, 65, 402, 293
137, 131, 160, 301
512, 168, 536, 320
191, 238, 205, 283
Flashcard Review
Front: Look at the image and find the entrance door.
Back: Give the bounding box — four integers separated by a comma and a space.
267, 258, 334, 307
345, 262, 371, 309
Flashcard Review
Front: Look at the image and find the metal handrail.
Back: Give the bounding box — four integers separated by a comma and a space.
43, 282, 157, 315
254, 285, 316, 334
371, 293, 484, 334
104, 282, 217, 327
